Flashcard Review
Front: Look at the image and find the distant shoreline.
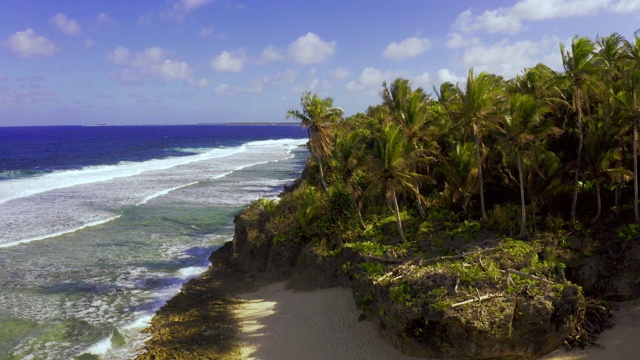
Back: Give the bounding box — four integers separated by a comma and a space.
0, 123, 301, 128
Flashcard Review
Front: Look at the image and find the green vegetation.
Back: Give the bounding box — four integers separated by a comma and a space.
244, 34, 640, 347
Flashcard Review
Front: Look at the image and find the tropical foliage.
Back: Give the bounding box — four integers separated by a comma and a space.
285, 33, 640, 243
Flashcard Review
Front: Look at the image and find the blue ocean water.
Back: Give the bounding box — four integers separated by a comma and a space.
0, 125, 308, 359
0, 125, 306, 179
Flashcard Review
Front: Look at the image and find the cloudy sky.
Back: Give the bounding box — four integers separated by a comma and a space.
1, 0, 639, 126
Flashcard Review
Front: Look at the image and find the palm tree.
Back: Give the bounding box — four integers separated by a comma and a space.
522, 148, 567, 233
381, 78, 437, 218
332, 128, 367, 229
452, 69, 502, 220
619, 34, 640, 223
583, 112, 625, 223
560, 36, 596, 222
495, 93, 559, 237
595, 33, 625, 86
286, 92, 344, 197
438, 142, 479, 217
372, 122, 421, 242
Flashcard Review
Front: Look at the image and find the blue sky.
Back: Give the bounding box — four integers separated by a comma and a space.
1, 0, 639, 126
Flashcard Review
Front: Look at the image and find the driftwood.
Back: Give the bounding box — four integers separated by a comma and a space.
362, 254, 406, 264
363, 245, 500, 265
503, 269, 555, 284
420, 246, 500, 265
451, 292, 505, 308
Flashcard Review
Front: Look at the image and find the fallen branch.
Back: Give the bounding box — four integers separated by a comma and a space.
420, 246, 500, 265
362, 254, 406, 264
451, 292, 504, 308
503, 269, 554, 284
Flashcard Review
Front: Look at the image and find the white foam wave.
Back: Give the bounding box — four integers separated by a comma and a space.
0, 215, 122, 248
84, 335, 112, 355
0, 138, 308, 249
177, 266, 208, 280
139, 181, 200, 205
0, 145, 247, 205
246, 138, 307, 147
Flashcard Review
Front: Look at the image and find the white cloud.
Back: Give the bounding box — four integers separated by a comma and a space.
152, 60, 193, 80
199, 25, 214, 37
383, 37, 431, 60
329, 68, 350, 80
106, 46, 194, 83
96, 12, 115, 25
115, 68, 140, 85
107, 46, 131, 64
610, 0, 640, 12
166, 0, 215, 20
130, 47, 166, 69
272, 69, 297, 85
177, 0, 214, 12
197, 78, 208, 87
210, 50, 246, 72
287, 33, 336, 65
6, 29, 56, 58
260, 45, 284, 62
84, 38, 96, 48
50, 13, 82, 36
461, 37, 559, 77
346, 67, 409, 92
309, 78, 319, 91
214, 83, 232, 95
413, 72, 432, 89
446, 33, 481, 49
453, 0, 639, 35
437, 68, 464, 84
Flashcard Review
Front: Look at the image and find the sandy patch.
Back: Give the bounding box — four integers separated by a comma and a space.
234, 283, 640, 360
539, 300, 640, 360
234, 282, 425, 360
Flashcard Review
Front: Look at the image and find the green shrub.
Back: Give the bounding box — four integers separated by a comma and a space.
487, 203, 520, 236
615, 223, 640, 244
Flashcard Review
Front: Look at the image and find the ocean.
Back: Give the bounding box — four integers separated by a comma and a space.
0, 125, 308, 359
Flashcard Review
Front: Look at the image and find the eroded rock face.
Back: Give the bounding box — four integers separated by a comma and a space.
354, 278, 583, 360
223, 202, 585, 360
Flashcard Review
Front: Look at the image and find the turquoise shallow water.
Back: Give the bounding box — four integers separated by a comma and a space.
0, 142, 308, 359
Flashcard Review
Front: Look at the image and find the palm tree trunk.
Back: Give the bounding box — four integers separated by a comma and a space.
474, 130, 487, 220
517, 150, 527, 238
635, 117, 639, 223
414, 180, 426, 218
571, 88, 583, 223
615, 184, 620, 217
391, 185, 406, 242
532, 202, 538, 234
350, 188, 366, 230
317, 158, 330, 197
591, 180, 601, 224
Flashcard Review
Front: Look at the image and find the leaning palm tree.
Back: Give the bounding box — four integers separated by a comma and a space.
286, 92, 344, 197
561, 36, 597, 222
495, 93, 560, 237
332, 128, 367, 229
452, 69, 502, 220
372, 122, 422, 242
382, 78, 437, 218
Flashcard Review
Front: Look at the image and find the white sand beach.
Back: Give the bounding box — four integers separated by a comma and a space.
234, 283, 640, 360
539, 300, 640, 360
234, 282, 424, 360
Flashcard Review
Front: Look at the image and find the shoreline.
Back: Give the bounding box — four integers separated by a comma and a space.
138, 247, 640, 360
